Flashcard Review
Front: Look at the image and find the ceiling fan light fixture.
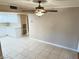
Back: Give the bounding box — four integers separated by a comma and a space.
34, 1, 46, 16
35, 7, 46, 16
35, 11, 44, 16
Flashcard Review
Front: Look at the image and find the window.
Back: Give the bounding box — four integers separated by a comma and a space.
0, 12, 21, 37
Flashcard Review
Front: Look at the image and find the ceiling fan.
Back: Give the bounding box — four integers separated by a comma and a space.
10, 0, 58, 16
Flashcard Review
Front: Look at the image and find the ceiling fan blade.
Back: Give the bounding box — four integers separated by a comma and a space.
22, 10, 35, 13
46, 10, 58, 12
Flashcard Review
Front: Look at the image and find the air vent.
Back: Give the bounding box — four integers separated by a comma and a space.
10, 5, 17, 9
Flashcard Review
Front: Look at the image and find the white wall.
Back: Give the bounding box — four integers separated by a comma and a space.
28, 7, 79, 50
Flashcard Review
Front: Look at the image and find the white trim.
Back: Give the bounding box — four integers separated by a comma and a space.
30, 38, 79, 53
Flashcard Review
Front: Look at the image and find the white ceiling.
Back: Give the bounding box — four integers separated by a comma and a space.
0, 0, 79, 10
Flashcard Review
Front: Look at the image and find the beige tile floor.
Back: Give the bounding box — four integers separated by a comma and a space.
0, 36, 78, 59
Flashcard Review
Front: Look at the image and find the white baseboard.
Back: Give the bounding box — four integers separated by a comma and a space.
30, 38, 79, 53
